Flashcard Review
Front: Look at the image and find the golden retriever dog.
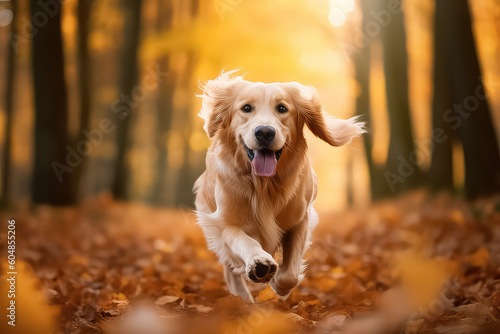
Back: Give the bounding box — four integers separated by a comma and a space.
194, 70, 365, 302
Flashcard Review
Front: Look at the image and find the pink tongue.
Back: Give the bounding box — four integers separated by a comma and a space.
252, 150, 277, 177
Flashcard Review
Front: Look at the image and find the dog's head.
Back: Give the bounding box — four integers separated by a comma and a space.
199, 70, 365, 177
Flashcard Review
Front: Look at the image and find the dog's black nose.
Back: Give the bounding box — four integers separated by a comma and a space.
255, 126, 275, 144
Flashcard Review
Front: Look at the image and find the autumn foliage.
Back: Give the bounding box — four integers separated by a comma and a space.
0, 191, 499, 334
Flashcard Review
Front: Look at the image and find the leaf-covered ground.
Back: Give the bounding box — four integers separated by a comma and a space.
1, 191, 500, 334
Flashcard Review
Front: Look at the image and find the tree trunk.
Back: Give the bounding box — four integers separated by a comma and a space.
31, 0, 75, 205
174, 0, 199, 207
431, 0, 500, 198
152, 0, 175, 206
379, 0, 421, 197
75, 0, 94, 200
112, 0, 142, 201
429, 0, 454, 191
354, 0, 378, 199
174, 52, 197, 207
1, 0, 17, 208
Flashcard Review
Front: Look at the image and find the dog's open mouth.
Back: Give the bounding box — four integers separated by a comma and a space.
244, 145, 283, 177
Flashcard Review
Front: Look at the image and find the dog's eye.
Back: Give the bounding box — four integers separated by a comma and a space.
241, 104, 252, 113
277, 104, 288, 113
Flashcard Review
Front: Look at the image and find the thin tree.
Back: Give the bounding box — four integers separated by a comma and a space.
428, 0, 454, 191
354, 0, 376, 199
74, 0, 94, 200
112, 0, 143, 200
174, 0, 199, 207
152, 0, 175, 205
1, 0, 17, 208
31, 0, 75, 205
174, 53, 197, 207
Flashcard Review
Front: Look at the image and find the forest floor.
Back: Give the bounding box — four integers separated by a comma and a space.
1, 191, 500, 334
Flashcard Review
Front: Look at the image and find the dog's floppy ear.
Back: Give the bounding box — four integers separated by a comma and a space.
287, 83, 366, 146
198, 70, 243, 139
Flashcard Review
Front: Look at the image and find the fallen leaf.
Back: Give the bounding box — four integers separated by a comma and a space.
155, 296, 181, 305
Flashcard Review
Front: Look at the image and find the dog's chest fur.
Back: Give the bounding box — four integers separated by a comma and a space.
219, 173, 300, 253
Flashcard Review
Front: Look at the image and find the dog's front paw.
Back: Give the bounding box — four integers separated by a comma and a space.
246, 255, 278, 283
270, 274, 298, 298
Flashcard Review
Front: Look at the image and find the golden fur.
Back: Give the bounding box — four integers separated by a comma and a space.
194, 70, 365, 302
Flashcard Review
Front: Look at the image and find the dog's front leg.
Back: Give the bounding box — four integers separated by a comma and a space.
222, 226, 278, 283
270, 220, 308, 297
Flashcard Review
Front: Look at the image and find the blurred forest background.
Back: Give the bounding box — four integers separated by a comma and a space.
0, 0, 499, 210
1, 1, 500, 333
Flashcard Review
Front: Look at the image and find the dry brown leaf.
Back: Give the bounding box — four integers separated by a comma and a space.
155, 296, 182, 306
257, 286, 277, 302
